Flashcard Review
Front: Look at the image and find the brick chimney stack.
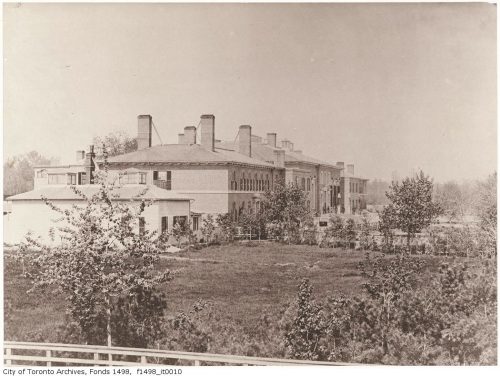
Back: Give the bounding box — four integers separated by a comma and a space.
85, 145, 95, 184
273, 149, 285, 168
184, 126, 197, 145
200, 114, 215, 151
281, 139, 293, 151
267, 133, 277, 148
178, 134, 185, 144
137, 115, 152, 150
347, 164, 354, 176
76, 150, 85, 162
238, 125, 252, 157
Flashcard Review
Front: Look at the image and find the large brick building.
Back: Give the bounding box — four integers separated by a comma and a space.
22, 113, 368, 240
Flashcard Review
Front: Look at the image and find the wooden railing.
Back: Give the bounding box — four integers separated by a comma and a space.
3, 342, 355, 366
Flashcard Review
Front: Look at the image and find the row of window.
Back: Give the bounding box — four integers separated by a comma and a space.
230, 200, 263, 221
294, 177, 311, 192
46, 173, 84, 185
230, 171, 271, 192
138, 215, 195, 236
349, 181, 364, 194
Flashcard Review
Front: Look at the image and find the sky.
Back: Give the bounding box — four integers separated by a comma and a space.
3, 2, 497, 182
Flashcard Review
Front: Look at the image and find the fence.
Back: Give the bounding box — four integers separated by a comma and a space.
3, 342, 355, 366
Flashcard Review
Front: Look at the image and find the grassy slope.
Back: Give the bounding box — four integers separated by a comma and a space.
4, 242, 446, 342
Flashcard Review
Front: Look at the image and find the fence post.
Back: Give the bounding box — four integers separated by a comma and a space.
194, 360, 200, 366
5, 348, 12, 366
94, 352, 99, 367
46, 350, 52, 367
141, 356, 147, 365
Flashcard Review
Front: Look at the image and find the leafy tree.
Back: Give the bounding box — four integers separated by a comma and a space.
238, 210, 267, 241
170, 219, 194, 247
93, 131, 137, 158
383, 171, 442, 250
200, 214, 216, 245
359, 215, 371, 250
17, 158, 171, 347
342, 219, 356, 250
434, 181, 469, 223
216, 213, 237, 242
4, 151, 58, 196
474, 173, 496, 257
261, 182, 311, 244
282, 279, 331, 361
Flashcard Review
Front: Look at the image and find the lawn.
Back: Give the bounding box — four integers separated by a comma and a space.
3, 242, 449, 343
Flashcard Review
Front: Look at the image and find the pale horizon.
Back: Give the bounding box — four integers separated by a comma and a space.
3, 2, 497, 183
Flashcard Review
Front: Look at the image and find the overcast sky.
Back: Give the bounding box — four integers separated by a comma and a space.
3, 2, 496, 182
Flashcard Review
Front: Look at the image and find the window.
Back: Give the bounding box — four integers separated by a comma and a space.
67, 174, 77, 185
153, 171, 172, 190
193, 217, 199, 231
78, 172, 86, 185
307, 178, 311, 191
173, 216, 187, 227
301, 178, 306, 191
161, 216, 168, 234
139, 217, 145, 236
139, 172, 147, 184
48, 174, 66, 185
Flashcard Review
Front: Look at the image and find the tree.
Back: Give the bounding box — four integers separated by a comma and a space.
342, 218, 356, 250
4, 151, 58, 196
434, 181, 467, 222
170, 219, 193, 247
359, 215, 371, 250
383, 171, 442, 250
216, 213, 237, 242
200, 214, 216, 245
282, 279, 331, 361
474, 173, 497, 257
93, 131, 137, 158
18, 158, 171, 347
261, 182, 311, 244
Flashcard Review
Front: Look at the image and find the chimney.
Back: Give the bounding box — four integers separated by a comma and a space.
76, 150, 85, 162
178, 133, 185, 144
184, 126, 197, 145
336, 161, 345, 169
85, 145, 95, 184
273, 149, 285, 168
281, 139, 293, 151
137, 115, 152, 150
347, 164, 354, 176
200, 114, 215, 151
238, 125, 252, 157
267, 133, 277, 148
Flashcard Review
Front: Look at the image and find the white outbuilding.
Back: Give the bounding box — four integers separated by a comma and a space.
3, 184, 192, 245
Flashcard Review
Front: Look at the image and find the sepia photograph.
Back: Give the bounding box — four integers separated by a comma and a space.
1, 1, 497, 367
